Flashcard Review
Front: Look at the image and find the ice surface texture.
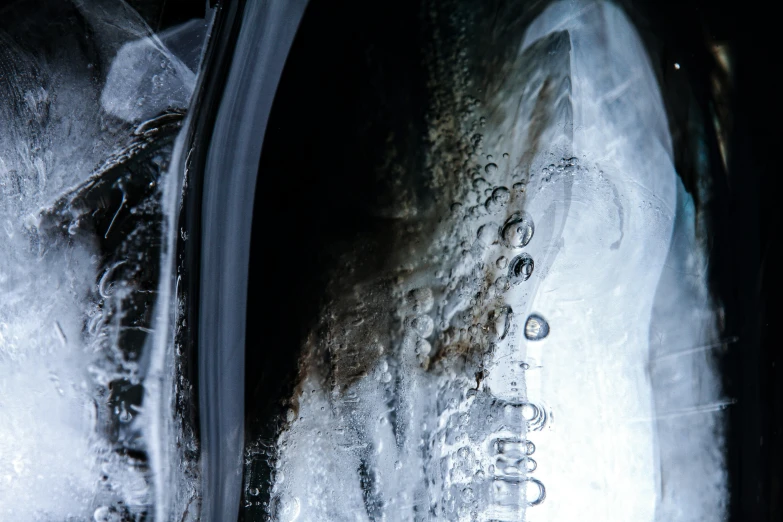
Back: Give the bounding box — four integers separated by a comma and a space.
0, 1, 204, 520
267, 1, 726, 521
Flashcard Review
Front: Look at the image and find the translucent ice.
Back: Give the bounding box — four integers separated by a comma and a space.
264, 1, 726, 521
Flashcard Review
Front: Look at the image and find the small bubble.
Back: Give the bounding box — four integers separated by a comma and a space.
485, 163, 498, 175
503, 152, 509, 159
117, 402, 132, 423
485, 187, 510, 213
476, 223, 499, 246
525, 457, 537, 472
409, 287, 434, 313
93, 506, 116, 522
501, 212, 534, 248
486, 154, 493, 160
472, 177, 490, 191
249, 487, 260, 496
495, 276, 511, 293
410, 314, 434, 337
489, 306, 512, 339
524, 314, 549, 340
416, 338, 432, 355
508, 253, 534, 283
525, 478, 546, 506
496, 256, 508, 269
521, 403, 538, 421
276, 496, 301, 522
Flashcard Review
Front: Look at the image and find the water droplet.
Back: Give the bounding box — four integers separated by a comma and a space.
249, 487, 260, 496
485, 163, 498, 175
496, 256, 508, 269
524, 314, 549, 340
524, 441, 536, 455
524, 457, 537, 472
508, 253, 534, 283
501, 212, 534, 248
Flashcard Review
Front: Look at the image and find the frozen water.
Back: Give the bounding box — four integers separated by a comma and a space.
268, 1, 726, 521
100, 34, 196, 123
0, 2, 208, 520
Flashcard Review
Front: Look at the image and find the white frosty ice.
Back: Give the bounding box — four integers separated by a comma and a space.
0, 2, 208, 520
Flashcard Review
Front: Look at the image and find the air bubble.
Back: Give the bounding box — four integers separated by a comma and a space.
485, 187, 509, 213
489, 306, 512, 340
521, 402, 549, 431
508, 253, 534, 283
409, 287, 434, 313
501, 212, 534, 248
410, 314, 434, 337
525, 478, 546, 506
494, 276, 510, 293
476, 223, 499, 246
416, 338, 432, 355
524, 314, 549, 340
496, 256, 508, 269
485, 163, 498, 175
